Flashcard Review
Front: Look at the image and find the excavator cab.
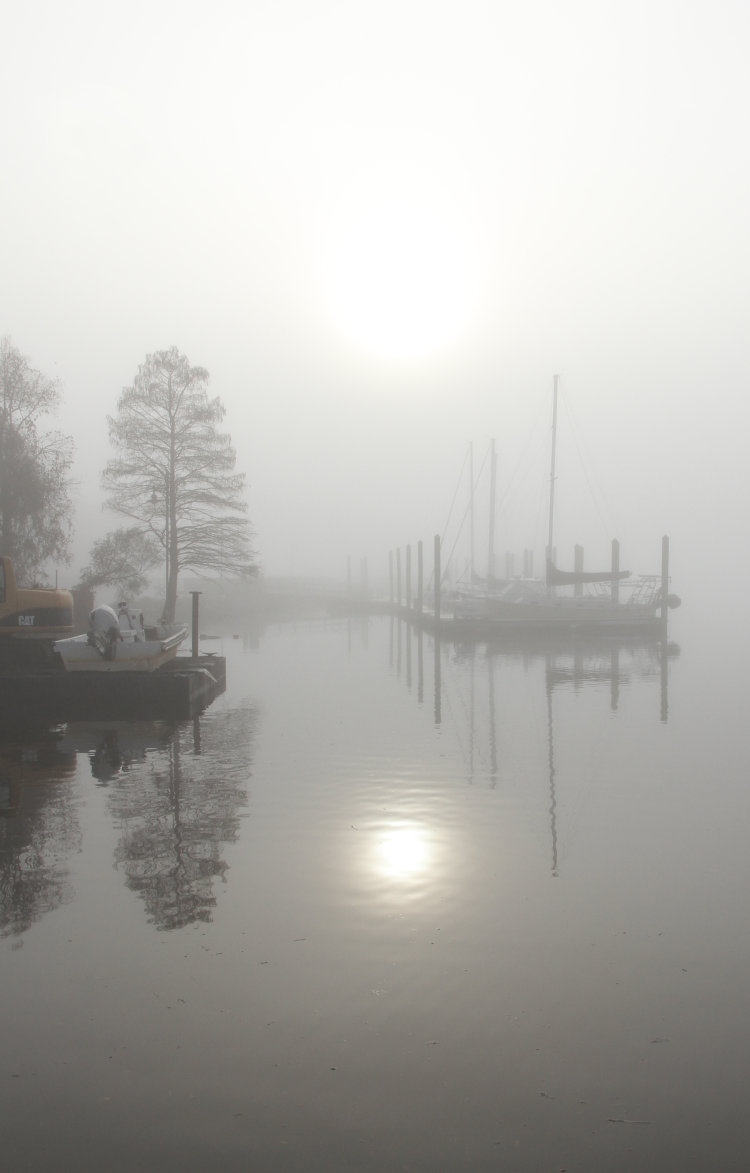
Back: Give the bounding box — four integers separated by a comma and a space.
0, 556, 74, 639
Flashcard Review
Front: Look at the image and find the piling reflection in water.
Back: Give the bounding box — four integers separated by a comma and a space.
12, 621, 741, 1173
407, 625, 672, 730
1, 624, 676, 939
385, 615, 677, 876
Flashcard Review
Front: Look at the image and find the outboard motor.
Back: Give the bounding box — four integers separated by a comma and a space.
87, 604, 122, 660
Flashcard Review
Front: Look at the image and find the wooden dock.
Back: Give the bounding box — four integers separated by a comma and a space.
336, 534, 677, 645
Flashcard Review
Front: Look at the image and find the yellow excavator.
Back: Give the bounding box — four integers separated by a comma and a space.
0, 555, 74, 667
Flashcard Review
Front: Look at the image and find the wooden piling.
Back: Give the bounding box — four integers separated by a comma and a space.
433, 534, 441, 622
611, 539, 620, 604
574, 545, 584, 598
434, 634, 442, 725
396, 547, 402, 609
417, 540, 424, 614
661, 535, 669, 625
190, 591, 201, 660
406, 544, 412, 610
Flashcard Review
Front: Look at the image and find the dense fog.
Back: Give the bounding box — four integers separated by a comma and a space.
3, 0, 748, 630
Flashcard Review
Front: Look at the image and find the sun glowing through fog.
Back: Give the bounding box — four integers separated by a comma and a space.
319, 171, 479, 361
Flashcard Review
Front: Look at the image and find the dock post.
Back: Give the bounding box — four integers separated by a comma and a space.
574, 545, 584, 597
433, 534, 441, 627
389, 551, 394, 606
611, 539, 620, 604
661, 535, 669, 626
190, 591, 201, 660
396, 547, 402, 609
417, 540, 423, 614
406, 544, 412, 611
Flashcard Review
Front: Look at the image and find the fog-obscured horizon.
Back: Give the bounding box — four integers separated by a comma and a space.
3, 0, 747, 625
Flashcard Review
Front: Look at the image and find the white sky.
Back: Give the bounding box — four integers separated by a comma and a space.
2, 0, 749, 610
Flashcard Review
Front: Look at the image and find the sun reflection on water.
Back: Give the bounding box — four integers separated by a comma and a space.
374, 824, 432, 880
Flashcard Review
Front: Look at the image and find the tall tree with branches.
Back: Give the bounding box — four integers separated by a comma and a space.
102, 347, 255, 621
0, 337, 74, 582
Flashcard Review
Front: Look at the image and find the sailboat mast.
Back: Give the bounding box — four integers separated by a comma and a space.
469, 440, 475, 583
488, 438, 497, 581
547, 374, 559, 564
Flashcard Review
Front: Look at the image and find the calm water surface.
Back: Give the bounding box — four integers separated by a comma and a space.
2, 616, 749, 1171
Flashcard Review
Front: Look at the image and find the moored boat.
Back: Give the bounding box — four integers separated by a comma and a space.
446, 377, 680, 638
54, 604, 188, 672
451, 567, 674, 636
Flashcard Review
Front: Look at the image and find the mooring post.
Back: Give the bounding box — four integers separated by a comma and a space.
488, 438, 497, 582
406, 544, 412, 611
661, 535, 669, 626
190, 591, 201, 660
574, 545, 584, 597
389, 550, 394, 606
396, 547, 402, 609
611, 539, 620, 604
433, 534, 441, 626
417, 540, 423, 614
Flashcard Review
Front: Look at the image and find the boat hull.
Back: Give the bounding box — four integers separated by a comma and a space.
447, 611, 665, 640
443, 599, 665, 643
54, 627, 188, 672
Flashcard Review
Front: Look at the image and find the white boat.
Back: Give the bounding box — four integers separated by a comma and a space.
54, 605, 188, 672
451, 569, 669, 636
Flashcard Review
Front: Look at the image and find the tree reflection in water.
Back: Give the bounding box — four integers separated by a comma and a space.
108, 706, 255, 930
0, 726, 79, 943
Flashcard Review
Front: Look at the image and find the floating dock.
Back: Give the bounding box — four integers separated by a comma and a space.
0, 654, 226, 724
335, 534, 677, 644
388, 606, 668, 643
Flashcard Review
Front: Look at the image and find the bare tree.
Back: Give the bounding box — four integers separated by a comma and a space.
80, 527, 161, 598
102, 347, 255, 620
0, 337, 74, 582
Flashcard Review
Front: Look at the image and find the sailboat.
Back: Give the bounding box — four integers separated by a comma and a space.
450, 377, 680, 638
